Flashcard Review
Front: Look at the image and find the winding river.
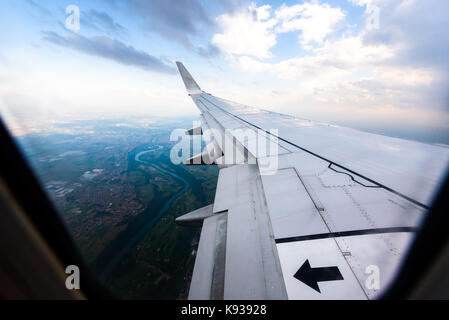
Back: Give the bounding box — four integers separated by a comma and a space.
99, 147, 190, 281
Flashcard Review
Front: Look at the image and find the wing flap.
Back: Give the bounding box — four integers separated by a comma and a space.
188, 212, 227, 300
213, 164, 288, 299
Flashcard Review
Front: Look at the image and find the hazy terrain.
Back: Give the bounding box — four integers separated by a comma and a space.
16, 117, 218, 299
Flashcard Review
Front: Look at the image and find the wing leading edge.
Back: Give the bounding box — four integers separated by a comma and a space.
175, 62, 449, 300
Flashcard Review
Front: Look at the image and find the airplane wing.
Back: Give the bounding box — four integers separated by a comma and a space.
174, 62, 449, 300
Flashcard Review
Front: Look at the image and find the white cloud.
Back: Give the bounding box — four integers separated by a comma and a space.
209, 0, 449, 128
275, 2, 345, 45
230, 31, 446, 125
234, 35, 394, 82
212, 3, 278, 59
212, 1, 345, 59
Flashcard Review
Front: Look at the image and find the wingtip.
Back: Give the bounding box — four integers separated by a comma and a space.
176, 61, 202, 94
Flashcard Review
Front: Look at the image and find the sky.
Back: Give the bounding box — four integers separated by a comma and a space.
0, 0, 448, 136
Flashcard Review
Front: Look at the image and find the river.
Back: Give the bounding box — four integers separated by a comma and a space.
99, 147, 190, 281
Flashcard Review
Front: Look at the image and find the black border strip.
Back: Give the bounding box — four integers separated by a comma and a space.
275, 227, 418, 244
199, 94, 429, 210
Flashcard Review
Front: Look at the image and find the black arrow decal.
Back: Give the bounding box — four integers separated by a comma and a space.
294, 259, 344, 293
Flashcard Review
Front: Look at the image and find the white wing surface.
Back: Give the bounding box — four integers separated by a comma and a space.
175, 62, 449, 300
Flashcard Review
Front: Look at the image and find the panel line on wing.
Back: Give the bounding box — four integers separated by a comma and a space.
328, 163, 379, 188
275, 227, 417, 244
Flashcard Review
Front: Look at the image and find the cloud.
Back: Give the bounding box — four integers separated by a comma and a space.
81, 10, 126, 37
43, 31, 176, 74
233, 36, 394, 80
212, 3, 277, 59
215, 0, 248, 13
212, 1, 345, 59
26, 0, 51, 17
209, 0, 449, 128
275, 2, 345, 45
357, 0, 449, 69
128, 0, 215, 51
353, 0, 449, 109
193, 43, 221, 58
102, 0, 223, 57
233, 30, 447, 115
